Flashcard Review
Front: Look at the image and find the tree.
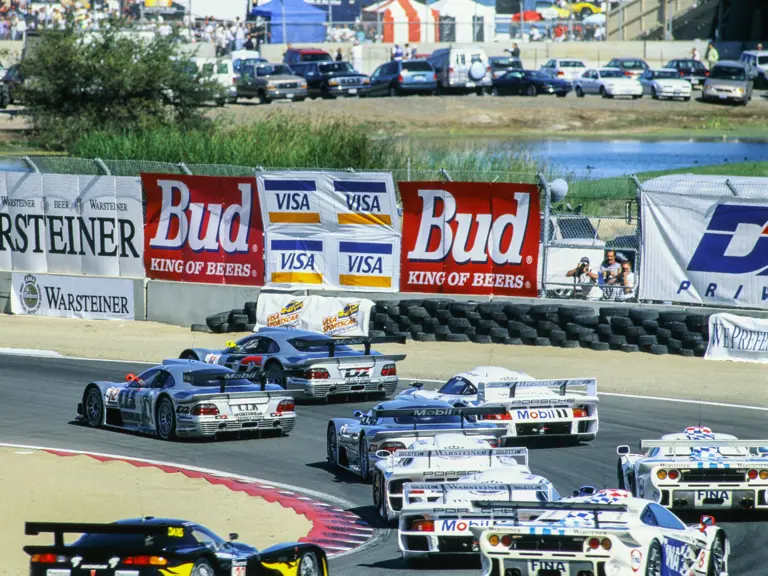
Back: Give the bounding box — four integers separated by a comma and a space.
20, 24, 222, 148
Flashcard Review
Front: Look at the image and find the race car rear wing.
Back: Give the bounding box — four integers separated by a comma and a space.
371, 427, 508, 444
24, 521, 186, 553
301, 353, 407, 367
372, 405, 509, 430
403, 482, 553, 505
182, 368, 302, 395
637, 439, 768, 459
466, 501, 628, 528
380, 447, 528, 471
291, 335, 407, 357
477, 378, 598, 405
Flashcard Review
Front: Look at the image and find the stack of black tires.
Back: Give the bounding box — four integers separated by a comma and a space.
196, 301, 258, 333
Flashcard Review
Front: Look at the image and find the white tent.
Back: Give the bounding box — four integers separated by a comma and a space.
430, 0, 495, 43
363, 0, 440, 44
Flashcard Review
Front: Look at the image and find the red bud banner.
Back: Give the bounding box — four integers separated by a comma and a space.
399, 182, 540, 296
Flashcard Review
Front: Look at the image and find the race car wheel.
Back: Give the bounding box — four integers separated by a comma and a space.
326, 425, 338, 464
191, 558, 214, 576
373, 471, 391, 523
646, 540, 662, 576
84, 386, 103, 428
156, 397, 177, 441
359, 436, 370, 482
298, 551, 320, 576
708, 534, 727, 576
264, 360, 285, 388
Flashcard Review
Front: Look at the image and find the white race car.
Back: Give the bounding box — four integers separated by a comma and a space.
371, 432, 530, 522
617, 426, 768, 513
398, 366, 534, 405
473, 490, 729, 576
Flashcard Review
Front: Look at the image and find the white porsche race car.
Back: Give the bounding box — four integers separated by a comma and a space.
401, 367, 599, 444
618, 426, 768, 513
370, 432, 530, 522
473, 490, 729, 576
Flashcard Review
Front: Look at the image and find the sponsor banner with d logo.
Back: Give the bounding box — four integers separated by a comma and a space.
0, 172, 144, 277
11, 272, 135, 320
639, 176, 768, 308
142, 174, 264, 285
399, 182, 540, 296
705, 313, 768, 363
254, 293, 373, 337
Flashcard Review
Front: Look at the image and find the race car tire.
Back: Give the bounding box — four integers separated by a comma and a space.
489, 327, 508, 341
205, 311, 229, 330
326, 425, 339, 465
649, 344, 668, 355
637, 335, 657, 347
155, 397, 176, 441
503, 303, 531, 318
561, 340, 579, 348
707, 533, 727, 576
507, 320, 526, 336
596, 323, 613, 338
298, 551, 322, 576
616, 458, 625, 490
447, 317, 471, 332
655, 327, 672, 342
446, 333, 470, 343
549, 329, 566, 344
264, 360, 286, 387
666, 338, 682, 352
415, 332, 436, 342
359, 436, 371, 482
573, 314, 599, 327
84, 386, 103, 428
609, 335, 627, 348
641, 319, 659, 334
630, 309, 659, 323
190, 324, 210, 333
191, 558, 215, 576
408, 306, 430, 321
621, 344, 640, 353
646, 540, 663, 576
449, 302, 474, 317
373, 471, 392, 523
504, 337, 523, 345
658, 311, 687, 324
610, 316, 633, 331
680, 348, 695, 357
590, 341, 609, 351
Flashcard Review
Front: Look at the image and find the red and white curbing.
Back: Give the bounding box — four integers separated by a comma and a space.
1, 443, 373, 557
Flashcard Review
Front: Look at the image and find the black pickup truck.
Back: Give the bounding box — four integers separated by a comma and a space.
290, 61, 370, 99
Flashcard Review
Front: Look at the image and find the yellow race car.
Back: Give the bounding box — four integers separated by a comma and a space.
569, 0, 603, 17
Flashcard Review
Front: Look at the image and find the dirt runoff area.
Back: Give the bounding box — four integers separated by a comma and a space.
0, 446, 311, 576
0, 315, 766, 407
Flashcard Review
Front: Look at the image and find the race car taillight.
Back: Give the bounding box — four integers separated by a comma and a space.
588, 537, 600, 549
500, 535, 513, 547
760, 470, 768, 480
123, 555, 168, 565
191, 403, 219, 416
573, 406, 588, 418
31, 554, 68, 563
410, 519, 434, 532
381, 364, 397, 377
488, 534, 500, 546
667, 469, 680, 481
481, 412, 512, 421
379, 441, 406, 454
304, 368, 330, 379
601, 538, 612, 550
748, 469, 759, 480
656, 469, 668, 480
276, 399, 295, 414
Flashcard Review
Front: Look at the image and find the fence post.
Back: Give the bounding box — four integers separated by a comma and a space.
407, 156, 411, 182
178, 162, 192, 175
22, 156, 40, 174
94, 157, 111, 176
537, 172, 552, 299
630, 174, 643, 302
725, 179, 739, 196
440, 168, 453, 182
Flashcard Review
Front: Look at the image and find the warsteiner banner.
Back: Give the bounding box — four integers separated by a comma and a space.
399, 182, 540, 296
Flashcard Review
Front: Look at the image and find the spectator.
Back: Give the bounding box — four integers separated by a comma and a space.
335, 47, 343, 61
614, 260, 636, 301
510, 42, 520, 58
392, 43, 404, 61
691, 46, 700, 60
599, 250, 622, 299
13, 14, 26, 41
351, 39, 363, 72
706, 42, 719, 68
593, 25, 604, 41
565, 257, 600, 300
244, 34, 255, 51
234, 21, 245, 51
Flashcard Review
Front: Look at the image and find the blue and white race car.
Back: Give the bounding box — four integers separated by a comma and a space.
617, 426, 768, 512
77, 360, 296, 440
326, 398, 509, 481
179, 327, 406, 400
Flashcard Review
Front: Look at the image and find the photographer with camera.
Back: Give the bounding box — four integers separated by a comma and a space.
566, 257, 600, 300
614, 260, 636, 301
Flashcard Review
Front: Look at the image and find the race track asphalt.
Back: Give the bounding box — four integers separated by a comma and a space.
1, 354, 766, 575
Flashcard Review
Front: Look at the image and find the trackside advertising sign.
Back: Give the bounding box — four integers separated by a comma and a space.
10, 272, 135, 320
640, 181, 768, 308
254, 293, 374, 336
141, 174, 264, 285
705, 313, 768, 363
399, 182, 540, 296
0, 172, 144, 277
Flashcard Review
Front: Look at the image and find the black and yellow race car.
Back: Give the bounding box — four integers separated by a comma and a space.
24, 517, 328, 576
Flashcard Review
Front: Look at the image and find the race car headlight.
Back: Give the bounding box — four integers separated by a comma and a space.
657, 469, 668, 480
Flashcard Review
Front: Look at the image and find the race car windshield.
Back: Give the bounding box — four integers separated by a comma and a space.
711, 66, 746, 81
438, 376, 475, 395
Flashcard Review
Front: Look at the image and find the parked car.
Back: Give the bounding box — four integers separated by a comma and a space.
540, 58, 588, 81
574, 68, 643, 98
739, 50, 768, 89
428, 46, 491, 95
664, 58, 709, 88
702, 60, 754, 105
198, 58, 238, 105
237, 62, 307, 104
535, 0, 570, 19
639, 68, 692, 101
0, 64, 22, 108
368, 59, 436, 97
292, 61, 370, 99
492, 69, 571, 97
283, 47, 333, 66
230, 49, 265, 74
489, 55, 523, 79
605, 57, 650, 79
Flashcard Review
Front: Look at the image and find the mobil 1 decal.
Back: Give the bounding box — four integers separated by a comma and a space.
399, 182, 540, 296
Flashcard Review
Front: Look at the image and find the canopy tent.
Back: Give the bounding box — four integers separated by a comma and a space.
363, 0, 440, 44
429, 0, 495, 43
251, 0, 327, 43
511, 9, 543, 21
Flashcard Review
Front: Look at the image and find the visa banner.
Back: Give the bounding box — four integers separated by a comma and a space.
141, 174, 264, 285
639, 176, 768, 308
399, 182, 540, 296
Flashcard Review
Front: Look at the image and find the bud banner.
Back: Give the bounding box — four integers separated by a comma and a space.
399, 182, 540, 296
142, 174, 264, 285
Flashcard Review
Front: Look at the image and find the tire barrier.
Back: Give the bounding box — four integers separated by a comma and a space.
200, 299, 712, 357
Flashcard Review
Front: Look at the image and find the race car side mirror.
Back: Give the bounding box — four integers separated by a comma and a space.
699, 515, 715, 531
228, 532, 239, 541
353, 410, 364, 418
411, 382, 424, 389
126, 373, 137, 381
617, 445, 630, 455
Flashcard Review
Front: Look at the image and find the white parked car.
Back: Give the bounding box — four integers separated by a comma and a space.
639, 68, 693, 101
196, 58, 238, 105
473, 490, 729, 576
574, 67, 643, 99
540, 58, 588, 81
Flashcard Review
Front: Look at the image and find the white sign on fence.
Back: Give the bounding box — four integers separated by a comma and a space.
0, 173, 144, 277
254, 293, 373, 337
705, 313, 768, 364
10, 272, 135, 320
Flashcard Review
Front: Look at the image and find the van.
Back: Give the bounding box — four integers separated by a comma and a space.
197, 58, 238, 105
428, 47, 491, 95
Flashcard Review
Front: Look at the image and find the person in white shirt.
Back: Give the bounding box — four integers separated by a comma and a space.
351, 39, 363, 72
566, 257, 601, 300
614, 260, 636, 301
691, 47, 700, 60
14, 16, 26, 41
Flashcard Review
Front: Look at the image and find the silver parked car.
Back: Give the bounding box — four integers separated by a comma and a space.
702, 60, 754, 105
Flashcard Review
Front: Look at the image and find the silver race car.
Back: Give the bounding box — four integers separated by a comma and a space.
617, 426, 768, 513
77, 360, 296, 440
180, 328, 406, 400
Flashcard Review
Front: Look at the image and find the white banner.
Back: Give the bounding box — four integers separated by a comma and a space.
254, 293, 373, 337
705, 313, 768, 363
0, 173, 144, 277
640, 180, 768, 308
10, 272, 135, 320
257, 171, 400, 291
